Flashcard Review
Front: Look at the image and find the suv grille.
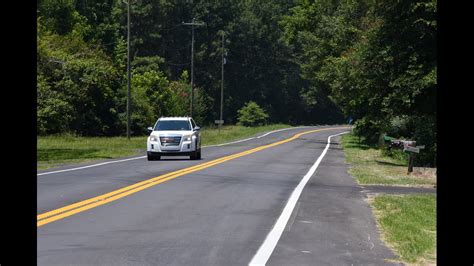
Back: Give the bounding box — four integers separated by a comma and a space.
160, 136, 181, 146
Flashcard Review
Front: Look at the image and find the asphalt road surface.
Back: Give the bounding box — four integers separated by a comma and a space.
37, 126, 399, 265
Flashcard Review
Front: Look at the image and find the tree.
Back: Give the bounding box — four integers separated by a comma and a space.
37, 31, 122, 136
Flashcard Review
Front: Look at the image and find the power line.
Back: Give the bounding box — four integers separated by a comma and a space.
165, 61, 191, 66
156, 23, 187, 31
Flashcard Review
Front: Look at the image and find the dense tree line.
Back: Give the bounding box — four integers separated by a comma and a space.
281, 0, 436, 165
37, 0, 436, 165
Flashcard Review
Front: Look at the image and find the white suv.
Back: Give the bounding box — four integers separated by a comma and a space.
146, 117, 201, 161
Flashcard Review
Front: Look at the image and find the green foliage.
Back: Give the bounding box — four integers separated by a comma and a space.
237, 101, 269, 127
410, 116, 436, 167
73, 0, 122, 50
382, 148, 409, 164
129, 69, 169, 135
168, 71, 191, 119
37, 74, 74, 134
37, 31, 122, 136
386, 116, 411, 137
38, 0, 78, 35
353, 117, 384, 144
128, 69, 190, 135
191, 86, 211, 126
132, 56, 165, 74
385, 115, 436, 166
282, 0, 436, 166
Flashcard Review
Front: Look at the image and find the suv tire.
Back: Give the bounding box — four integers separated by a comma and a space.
148, 155, 160, 161
190, 149, 200, 160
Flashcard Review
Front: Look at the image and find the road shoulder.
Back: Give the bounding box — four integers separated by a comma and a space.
268, 135, 400, 265
341, 133, 437, 265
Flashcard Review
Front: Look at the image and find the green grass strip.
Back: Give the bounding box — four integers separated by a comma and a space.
341, 133, 436, 186
372, 194, 436, 264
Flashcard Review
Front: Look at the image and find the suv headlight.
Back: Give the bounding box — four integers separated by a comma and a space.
183, 135, 192, 141
150, 135, 158, 142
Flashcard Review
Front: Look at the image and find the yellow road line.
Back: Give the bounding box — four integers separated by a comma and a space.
37, 126, 349, 227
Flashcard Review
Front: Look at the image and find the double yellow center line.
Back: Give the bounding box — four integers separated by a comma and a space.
37, 127, 349, 227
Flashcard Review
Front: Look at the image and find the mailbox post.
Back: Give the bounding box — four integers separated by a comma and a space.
407, 152, 415, 173
215, 120, 224, 133
404, 144, 425, 174
384, 135, 425, 174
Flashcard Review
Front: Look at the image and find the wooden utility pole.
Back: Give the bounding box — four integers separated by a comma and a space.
182, 18, 204, 117
126, 0, 131, 139
219, 32, 225, 132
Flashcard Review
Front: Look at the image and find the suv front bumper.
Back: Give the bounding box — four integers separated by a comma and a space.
147, 151, 195, 156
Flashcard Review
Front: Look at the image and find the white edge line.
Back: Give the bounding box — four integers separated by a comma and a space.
248, 131, 350, 266
37, 156, 147, 176
37, 126, 313, 176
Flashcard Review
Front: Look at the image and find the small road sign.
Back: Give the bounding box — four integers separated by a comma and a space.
215, 120, 224, 124
402, 140, 416, 147
404, 146, 420, 153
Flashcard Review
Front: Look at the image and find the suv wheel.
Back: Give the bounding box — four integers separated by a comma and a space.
190, 149, 200, 160
148, 154, 160, 161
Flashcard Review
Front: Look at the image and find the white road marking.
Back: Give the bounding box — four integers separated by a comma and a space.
248, 131, 350, 266
37, 126, 309, 176
37, 156, 147, 176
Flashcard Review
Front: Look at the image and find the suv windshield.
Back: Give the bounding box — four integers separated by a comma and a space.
155, 120, 191, 131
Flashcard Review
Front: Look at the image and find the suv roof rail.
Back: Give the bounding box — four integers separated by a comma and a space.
158, 116, 191, 119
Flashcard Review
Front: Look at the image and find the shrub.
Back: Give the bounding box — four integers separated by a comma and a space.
353, 117, 383, 144
237, 101, 269, 127
387, 115, 411, 137
408, 116, 436, 167
382, 115, 436, 167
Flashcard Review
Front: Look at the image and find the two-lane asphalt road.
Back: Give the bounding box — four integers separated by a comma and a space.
37, 126, 398, 265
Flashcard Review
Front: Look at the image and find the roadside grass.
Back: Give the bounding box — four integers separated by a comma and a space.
37, 135, 147, 170
341, 133, 436, 186
37, 124, 291, 170
370, 194, 436, 265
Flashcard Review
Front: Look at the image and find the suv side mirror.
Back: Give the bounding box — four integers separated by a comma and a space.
194, 126, 200, 131
147, 126, 153, 133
